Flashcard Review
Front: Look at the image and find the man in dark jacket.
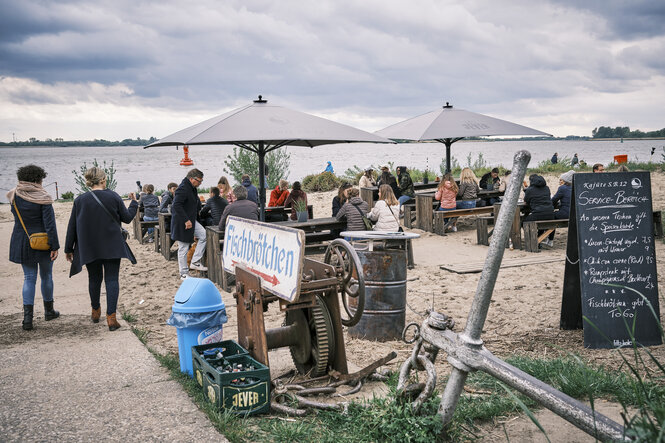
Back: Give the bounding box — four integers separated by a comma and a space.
218, 186, 260, 231
377, 165, 400, 200
479, 168, 501, 206
200, 187, 228, 227
524, 174, 555, 247
241, 174, 259, 205
396, 166, 415, 208
171, 169, 207, 279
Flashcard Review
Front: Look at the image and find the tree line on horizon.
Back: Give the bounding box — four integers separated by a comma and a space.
592, 126, 665, 139
0, 136, 157, 147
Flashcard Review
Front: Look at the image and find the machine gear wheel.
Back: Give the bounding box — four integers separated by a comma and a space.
286, 295, 335, 376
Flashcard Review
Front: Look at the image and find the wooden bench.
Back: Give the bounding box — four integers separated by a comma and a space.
476, 202, 525, 249
132, 208, 159, 244
523, 219, 569, 252
433, 206, 494, 235
158, 212, 176, 260
205, 226, 232, 291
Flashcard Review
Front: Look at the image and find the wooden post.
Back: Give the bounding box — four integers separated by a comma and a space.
360, 187, 375, 209
415, 193, 434, 232
159, 212, 174, 261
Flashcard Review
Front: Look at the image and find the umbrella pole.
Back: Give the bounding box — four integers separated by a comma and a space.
445, 139, 452, 174
258, 141, 266, 222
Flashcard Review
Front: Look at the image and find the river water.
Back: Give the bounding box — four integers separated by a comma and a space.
1, 139, 662, 202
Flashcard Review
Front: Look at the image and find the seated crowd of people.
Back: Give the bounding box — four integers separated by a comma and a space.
140, 162, 607, 278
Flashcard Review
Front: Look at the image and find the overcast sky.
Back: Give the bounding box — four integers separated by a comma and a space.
1, 0, 663, 142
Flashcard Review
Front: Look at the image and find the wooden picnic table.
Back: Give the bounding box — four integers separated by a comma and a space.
415, 190, 504, 232
275, 216, 346, 233
361, 181, 438, 209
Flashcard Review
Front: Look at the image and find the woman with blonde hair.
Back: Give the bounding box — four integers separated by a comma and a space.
217, 176, 235, 203
456, 167, 480, 209
65, 167, 138, 331
367, 184, 400, 231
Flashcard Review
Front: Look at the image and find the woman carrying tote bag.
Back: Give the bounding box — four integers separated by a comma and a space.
8, 164, 60, 331
65, 167, 138, 331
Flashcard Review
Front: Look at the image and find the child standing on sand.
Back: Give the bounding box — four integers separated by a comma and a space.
139, 184, 159, 242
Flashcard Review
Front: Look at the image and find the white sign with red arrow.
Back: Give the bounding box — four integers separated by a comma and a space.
222, 216, 305, 302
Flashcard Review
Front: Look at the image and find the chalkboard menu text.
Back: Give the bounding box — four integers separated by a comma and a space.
561, 172, 661, 348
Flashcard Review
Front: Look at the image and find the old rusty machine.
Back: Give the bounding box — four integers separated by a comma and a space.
233, 239, 366, 377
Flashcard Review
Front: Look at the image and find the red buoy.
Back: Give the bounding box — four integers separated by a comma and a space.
180, 145, 194, 166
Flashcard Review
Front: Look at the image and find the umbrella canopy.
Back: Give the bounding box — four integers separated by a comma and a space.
145, 96, 392, 220
375, 102, 551, 173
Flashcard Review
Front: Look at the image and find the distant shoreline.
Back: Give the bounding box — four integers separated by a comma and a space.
2, 137, 664, 148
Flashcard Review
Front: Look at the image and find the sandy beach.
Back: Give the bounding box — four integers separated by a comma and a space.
1, 172, 663, 440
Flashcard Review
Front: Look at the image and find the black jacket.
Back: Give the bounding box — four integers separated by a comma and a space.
64, 189, 138, 267
397, 171, 415, 198
551, 184, 572, 219
378, 173, 401, 198
159, 191, 173, 213
200, 195, 228, 226
479, 172, 500, 191
332, 196, 344, 217
9, 195, 60, 264
170, 178, 202, 243
524, 175, 554, 216
218, 199, 260, 230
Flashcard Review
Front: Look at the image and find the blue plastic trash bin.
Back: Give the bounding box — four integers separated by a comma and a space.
167, 278, 228, 376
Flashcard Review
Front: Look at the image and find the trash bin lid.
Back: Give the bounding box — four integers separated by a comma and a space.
172, 277, 225, 313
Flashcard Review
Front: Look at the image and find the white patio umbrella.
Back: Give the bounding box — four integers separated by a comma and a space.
145, 96, 392, 220
375, 102, 551, 173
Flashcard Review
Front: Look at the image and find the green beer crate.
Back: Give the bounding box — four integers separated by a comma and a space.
201, 354, 271, 415
192, 340, 249, 388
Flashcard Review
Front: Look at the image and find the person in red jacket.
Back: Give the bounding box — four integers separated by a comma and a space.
268, 180, 290, 207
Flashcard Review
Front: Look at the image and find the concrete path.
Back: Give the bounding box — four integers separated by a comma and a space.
0, 216, 227, 442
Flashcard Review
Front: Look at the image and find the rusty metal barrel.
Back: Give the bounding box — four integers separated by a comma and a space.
342, 231, 420, 341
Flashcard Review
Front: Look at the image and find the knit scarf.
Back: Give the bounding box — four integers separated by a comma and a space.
6, 181, 54, 205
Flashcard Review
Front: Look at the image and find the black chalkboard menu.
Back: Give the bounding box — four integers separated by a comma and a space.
561, 171, 661, 348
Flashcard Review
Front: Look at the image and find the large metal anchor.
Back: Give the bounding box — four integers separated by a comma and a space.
397, 151, 626, 442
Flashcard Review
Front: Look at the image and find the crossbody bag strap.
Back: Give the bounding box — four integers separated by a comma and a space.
387, 204, 399, 224
12, 200, 31, 237
90, 191, 120, 226
351, 202, 366, 219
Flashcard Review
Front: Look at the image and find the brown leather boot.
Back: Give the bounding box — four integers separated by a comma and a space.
107, 313, 121, 331
91, 307, 101, 323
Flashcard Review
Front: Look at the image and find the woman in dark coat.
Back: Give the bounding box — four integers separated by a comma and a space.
8, 165, 60, 331
547, 170, 574, 245
524, 174, 555, 247
65, 167, 138, 331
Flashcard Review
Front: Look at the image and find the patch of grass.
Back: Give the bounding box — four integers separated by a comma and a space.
137, 339, 664, 442
130, 327, 150, 345
122, 311, 138, 323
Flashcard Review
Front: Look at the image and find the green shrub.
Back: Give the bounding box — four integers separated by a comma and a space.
72, 159, 117, 194
223, 147, 290, 188
301, 172, 342, 192
60, 191, 74, 200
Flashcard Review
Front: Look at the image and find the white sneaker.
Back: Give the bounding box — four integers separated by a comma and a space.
452, 226, 458, 232
180, 273, 190, 280
190, 261, 208, 271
